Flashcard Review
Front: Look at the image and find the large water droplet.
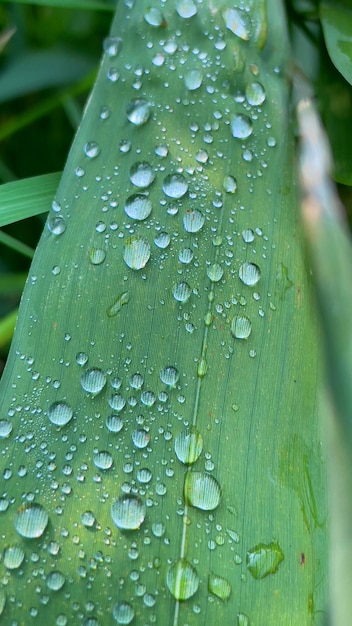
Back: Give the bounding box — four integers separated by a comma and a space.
242, 228, 255, 243
184, 69, 203, 90
48, 401, 73, 427
47, 215, 66, 235
178, 247, 193, 264
207, 263, 224, 282
113, 601, 135, 624
246, 541, 284, 579
124, 195, 152, 221
3, 545, 25, 569
231, 114, 253, 139
129, 161, 155, 188
14, 503, 49, 538
223, 8, 250, 40
246, 82, 266, 106
81, 368, 107, 395
89, 247, 106, 265
126, 99, 151, 126
93, 450, 113, 470
132, 428, 150, 449
123, 236, 151, 270
208, 572, 232, 600
109, 394, 126, 412
84, 142, 100, 158
239, 262, 261, 286
162, 173, 188, 199
144, 7, 165, 27
183, 209, 205, 233
173, 281, 192, 303
175, 427, 203, 465
106, 414, 124, 433
176, 0, 197, 18
111, 495, 146, 530
0, 420, 12, 438
166, 559, 199, 600
103, 36, 122, 57
160, 365, 179, 387
46, 570, 66, 591
223, 175, 237, 193
231, 315, 252, 339
184, 472, 221, 510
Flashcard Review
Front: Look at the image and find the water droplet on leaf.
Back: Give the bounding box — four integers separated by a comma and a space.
111, 495, 146, 530
81, 368, 107, 395
129, 161, 155, 188
166, 558, 199, 600
123, 236, 151, 270
48, 401, 73, 427
246, 540, 284, 579
176, 0, 197, 19
231, 114, 253, 139
184, 69, 203, 90
173, 281, 192, 303
162, 173, 188, 199
183, 209, 205, 233
231, 315, 252, 339
208, 572, 232, 600
184, 472, 221, 510
246, 82, 266, 106
239, 262, 261, 286
175, 427, 203, 465
124, 195, 152, 221
160, 365, 179, 386
14, 503, 49, 538
113, 601, 135, 624
84, 142, 100, 158
126, 98, 151, 126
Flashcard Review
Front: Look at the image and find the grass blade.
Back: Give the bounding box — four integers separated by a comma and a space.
0, 2, 327, 625
0, 172, 61, 227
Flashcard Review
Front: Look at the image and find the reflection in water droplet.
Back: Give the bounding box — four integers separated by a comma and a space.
223, 8, 250, 40
144, 7, 165, 27
123, 236, 151, 270
246, 82, 266, 106
231, 114, 253, 139
162, 173, 188, 199
3, 545, 25, 569
154, 231, 171, 249
246, 541, 284, 579
132, 428, 150, 449
48, 401, 73, 427
129, 161, 155, 188
76, 352, 88, 366
137, 468, 152, 483
141, 390, 156, 407
124, 195, 152, 221
47, 215, 66, 235
183, 209, 205, 233
166, 558, 199, 600
176, 0, 197, 18
14, 503, 49, 538
106, 414, 124, 433
184, 472, 221, 510
111, 495, 146, 530
126, 99, 151, 126
89, 247, 106, 265
109, 394, 126, 412
81, 510, 96, 528
106, 291, 131, 317
93, 450, 113, 470
113, 601, 135, 624
46, 570, 66, 591
223, 175, 237, 193
239, 262, 261, 286
103, 36, 122, 57
207, 263, 223, 282
81, 368, 107, 395
130, 373, 144, 390
242, 229, 255, 243
173, 281, 192, 303
160, 365, 179, 386
84, 142, 100, 158
231, 315, 252, 339
178, 247, 193, 264
175, 427, 203, 465
0, 420, 12, 438
184, 69, 203, 90
208, 572, 232, 600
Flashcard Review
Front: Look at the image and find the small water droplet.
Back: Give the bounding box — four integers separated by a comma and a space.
48, 401, 73, 427
126, 98, 151, 126
231, 315, 252, 339
111, 495, 146, 530
124, 195, 152, 221
231, 114, 253, 139
242, 229, 255, 243
109, 394, 126, 412
246, 540, 284, 579
173, 281, 192, 303
0, 420, 12, 438
239, 262, 261, 286
162, 173, 188, 199
47, 215, 66, 235
184, 472, 221, 510
103, 36, 122, 57
129, 161, 155, 188
176, 0, 197, 19
136, 467, 152, 483
208, 572, 232, 600
140, 390, 156, 407
175, 427, 203, 465
132, 428, 150, 448
144, 7, 165, 27
207, 263, 223, 282
81, 368, 107, 395
123, 236, 151, 270
89, 247, 106, 265
113, 601, 135, 624
160, 365, 179, 387
46, 571, 66, 591
14, 503, 49, 538
178, 247, 193, 264
3, 545, 25, 569
76, 351, 88, 366
106, 414, 124, 433
154, 231, 171, 249
81, 510, 96, 528
245, 82, 266, 106
93, 450, 113, 470
184, 69, 203, 90
84, 142, 100, 158
166, 559, 199, 600
130, 373, 144, 390
183, 209, 205, 233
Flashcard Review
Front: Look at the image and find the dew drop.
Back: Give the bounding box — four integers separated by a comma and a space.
76, 351, 88, 366
183, 209, 205, 233
81, 510, 96, 528
113, 601, 135, 625
130, 373, 144, 390
231, 315, 252, 339
242, 229, 255, 243
3, 545, 25, 569
173, 281, 192, 303
195, 149, 208, 163
132, 428, 150, 449
208, 572, 232, 600
103, 36, 122, 57
47, 215, 66, 235
84, 142, 100, 158
223, 8, 250, 40
184, 69, 203, 90
184, 472, 221, 510
46, 571, 66, 591
144, 7, 165, 27
207, 263, 223, 282
245, 82, 266, 106
48, 401, 73, 427
109, 394, 126, 412
81, 368, 107, 395
136, 468, 152, 483
154, 231, 171, 249
140, 390, 156, 407
124, 195, 152, 221
126, 98, 151, 126
123, 236, 151, 270
223, 175, 237, 193
129, 161, 155, 188
239, 262, 261, 286
231, 114, 253, 139
0, 420, 12, 438
89, 247, 106, 265
14, 503, 49, 539
107, 291, 131, 317
166, 558, 199, 600
111, 495, 146, 530
162, 173, 188, 199
178, 247, 193, 264
175, 427, 203, 465
246, 541, 284, 579
160, 365, 179, 387
106, 414, 124, 433
176, 0, 197, 19
93, 450, 113, 470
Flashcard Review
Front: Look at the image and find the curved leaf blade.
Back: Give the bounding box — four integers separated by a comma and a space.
320, 1, 352, 86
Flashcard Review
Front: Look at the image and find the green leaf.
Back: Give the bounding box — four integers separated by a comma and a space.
7, 0, 115, 10
320, 1, 352, 86
0, 172, 61, 227
0, 2, 327, 625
